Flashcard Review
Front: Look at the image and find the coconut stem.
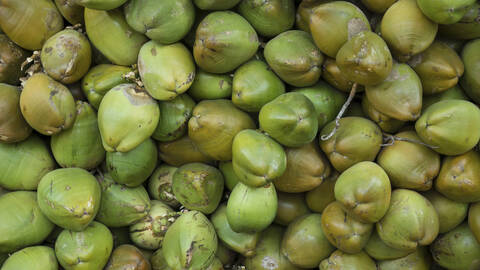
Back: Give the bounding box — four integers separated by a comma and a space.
381, 133, 439, 149
19, 51, 42, 87
320, 82, 358, 141
65, 24, 84, 33
122, 64, 144, 90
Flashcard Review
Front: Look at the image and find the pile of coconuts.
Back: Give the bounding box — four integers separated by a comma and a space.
1, 0, 480, 269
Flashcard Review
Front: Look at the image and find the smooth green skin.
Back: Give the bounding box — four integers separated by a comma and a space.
98, 84, 160, 152
153, 94, 195, 142
232, 129, 287, 187
232, 60, 285, 112
422, 85, 469, 112
438, 4, 480, 39
194, 0, 241, 10
264, 30, 323, 87
172, 163, 224, 214
238, 0, 295, 37
1, 246, 58, 270
319, 250, 377, 270
105, 244, 151, 270
55, 222, 113, 270
226, 182, 278, 233
282, 214, 335, 268
361, 95, 405, 133
381, 0, 438, 62
84, 8, 147, 66
151, 249, 172, 270
259, 92, 318, 147
244, 225, 301, 270
219, 162, 240, 191
361, 0, 396, 13
377, 246, 431, 270
0, 134, 55, 190
417, 0, 475, 24
0, 0, 64, 50
106, 138, 158, 187
0, 192, 54, 253
364, 230, 413, 260
275, 192, 310, 226
377, 130, 440, 191
211, 204, 260, 257
309, 1, 370, 58
148, 165, 180, 208
320, 117, 383, 172
0, 35, 28, 85
435, 150, 480, 203
366, 63, 422, 121
162, 211, 218, 270
423, 190, 468, 234
37, 168, 101, 231
336, 31, 393, 86
469, 202, 480, 243
409, 41, 464, 95
431, 223, 480, 270
158, 135, 213, 167
138, 41, 196, 101
460, 39, 480, 103
306, 172, 338, 213
96, 173, 151, 228
274, 141, 331, 193
377, 189, 439, 251
125, 0, 194, 44
415, 99, 480, 155
321, 201, 374, 254
51, 101, 105, 170
129, 201, 175, 250
74, 0, 127, 10
294, 81, 347, 129
81, 64, 132, 110
54, 0, 84, 25
188, 99, 256, 161
193, 11, 260, 74
41, 29, 92, 84
188, 69, 232, 101
20, 73, 76, 136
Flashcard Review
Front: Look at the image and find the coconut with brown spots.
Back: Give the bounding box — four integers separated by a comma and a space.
41, 29, 92, 84
96, 173, 151, 228
172, 162, 224, 214
50, 101, 104, 170
129, 200, 176, 251
162, 210, 218, 270
0, 0, 64, 50
138, 41, 196, 101
97, 83, 159, 152
37, 168, 102, 231
20, 73, 76, 136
